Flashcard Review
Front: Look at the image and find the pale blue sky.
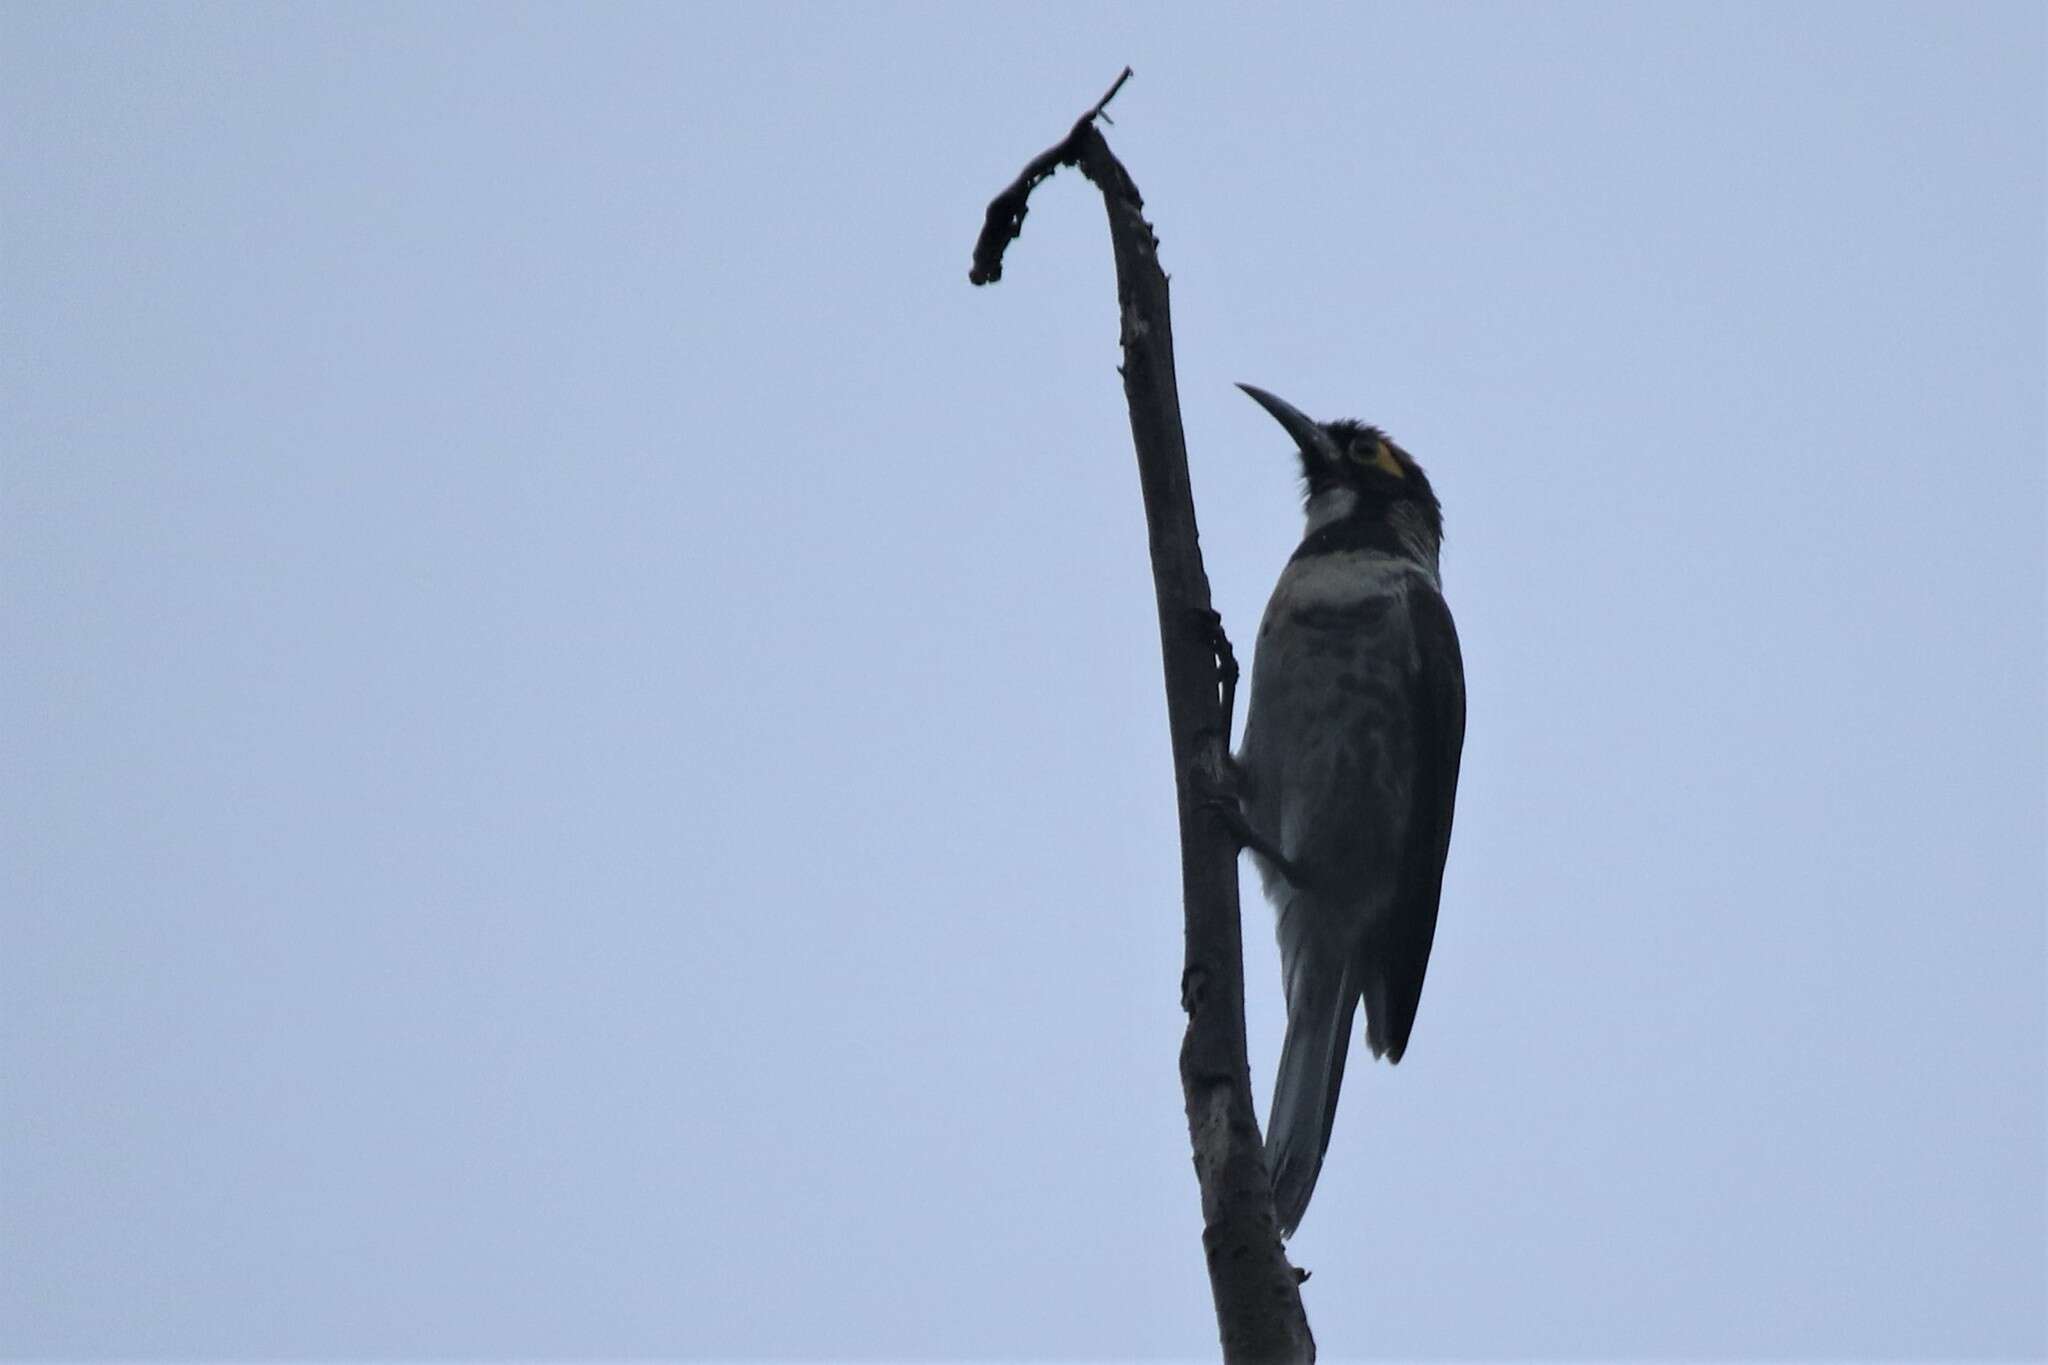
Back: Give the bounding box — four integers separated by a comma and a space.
4, 3, 2043, 1359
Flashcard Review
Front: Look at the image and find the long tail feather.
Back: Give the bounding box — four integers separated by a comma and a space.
1266, 957, 1361, 1238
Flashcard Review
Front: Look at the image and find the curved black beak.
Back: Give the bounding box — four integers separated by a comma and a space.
1237, 383, 1340, 466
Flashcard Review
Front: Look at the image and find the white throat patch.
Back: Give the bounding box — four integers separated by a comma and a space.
1303, 487, 1357, 536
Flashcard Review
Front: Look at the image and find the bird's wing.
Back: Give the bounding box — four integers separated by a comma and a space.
1359, 581, 1466, 1063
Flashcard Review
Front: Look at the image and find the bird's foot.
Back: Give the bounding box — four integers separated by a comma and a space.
1191, 765, 1309, 888
1188, 604, 1240, 689
1187, 604, 1241, 743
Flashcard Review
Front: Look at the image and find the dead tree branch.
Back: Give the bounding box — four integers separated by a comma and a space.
968, 71, 1315, 1364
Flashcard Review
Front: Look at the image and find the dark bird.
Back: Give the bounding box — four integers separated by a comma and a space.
1233, 384, 1467, 1238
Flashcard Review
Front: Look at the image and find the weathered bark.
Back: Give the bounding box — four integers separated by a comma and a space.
969, 71, 1315, 1364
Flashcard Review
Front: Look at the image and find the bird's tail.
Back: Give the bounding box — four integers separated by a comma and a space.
1266, 953, 1362, 1239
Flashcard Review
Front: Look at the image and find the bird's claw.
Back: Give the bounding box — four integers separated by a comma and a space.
1189, 604, 1240, 687
1193, 765, 1307, 887
1187, 604, 1242, 747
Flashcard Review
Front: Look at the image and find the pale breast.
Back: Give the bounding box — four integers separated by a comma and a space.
1261, 552, 1430, 654
1239, 551, 1428, 883
1279, 549, 1431, 604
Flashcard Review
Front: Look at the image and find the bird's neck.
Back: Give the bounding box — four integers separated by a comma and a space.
1295, 494, 1442, 579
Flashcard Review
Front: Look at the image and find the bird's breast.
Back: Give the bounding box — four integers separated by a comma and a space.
1258, 551, 1427, 652
1267, 550, 1430, 613
1239, 549, 1428, 871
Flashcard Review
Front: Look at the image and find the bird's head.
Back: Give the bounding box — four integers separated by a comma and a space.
1238, 383, 1442, 546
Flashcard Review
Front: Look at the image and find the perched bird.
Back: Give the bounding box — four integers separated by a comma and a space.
1232, 384, 1466, 1239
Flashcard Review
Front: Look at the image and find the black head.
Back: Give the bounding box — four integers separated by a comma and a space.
1238, 383, 1442, 538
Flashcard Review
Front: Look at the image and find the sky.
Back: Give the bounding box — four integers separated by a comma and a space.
3, 2, 2043, 1360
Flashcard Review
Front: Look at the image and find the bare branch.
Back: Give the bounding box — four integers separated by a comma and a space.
968, 74, 1316, 1364
967, 67, 1131, 287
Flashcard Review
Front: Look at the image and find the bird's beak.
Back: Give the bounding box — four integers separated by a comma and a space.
1237, 383, 1341, 466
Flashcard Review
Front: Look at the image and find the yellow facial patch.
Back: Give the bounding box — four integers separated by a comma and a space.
1354, 438, 1405, 479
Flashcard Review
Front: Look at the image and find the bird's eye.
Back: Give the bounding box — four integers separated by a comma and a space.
1354, 439, 1405, 480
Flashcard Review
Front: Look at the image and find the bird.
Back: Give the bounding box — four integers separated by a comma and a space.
1231, 383, 1467, 1239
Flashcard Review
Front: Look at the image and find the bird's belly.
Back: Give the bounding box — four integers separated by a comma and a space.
1239, 579, 1420, 904
1265, 674, 1411, 845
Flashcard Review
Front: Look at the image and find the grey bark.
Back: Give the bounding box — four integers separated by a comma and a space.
969, 71, 1316, 1364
